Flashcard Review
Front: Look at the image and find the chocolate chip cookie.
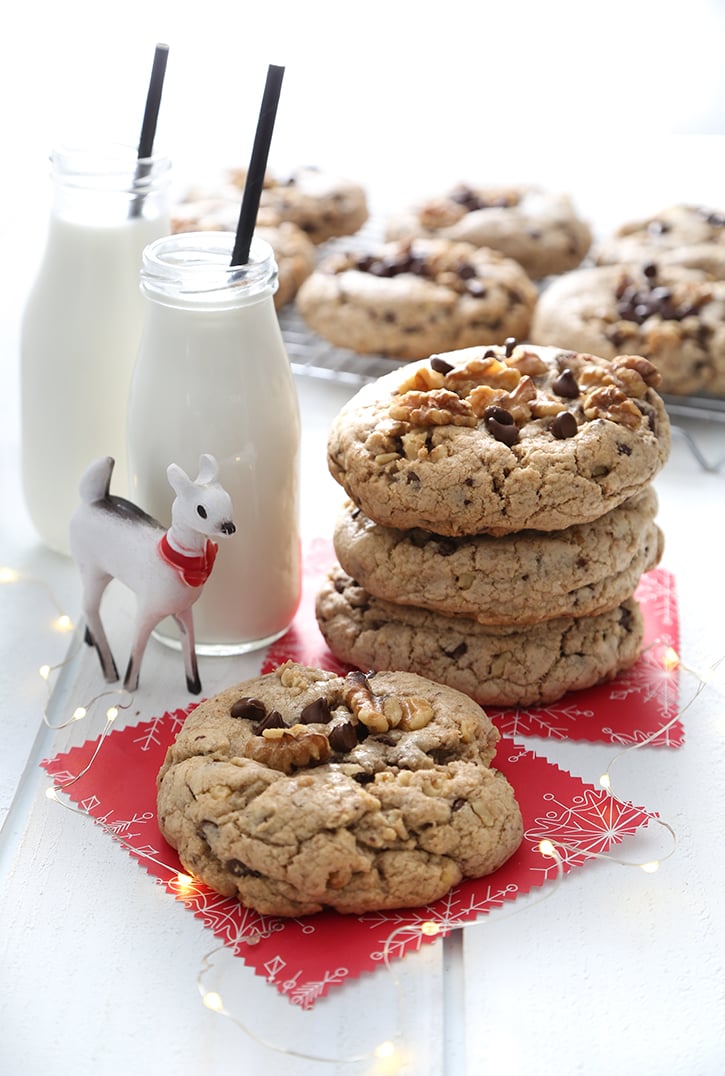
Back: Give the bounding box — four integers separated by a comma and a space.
327, 343, 671, 536
226, 165, 369, 243
295, 237, 537, 361
170, 197, 316, 309
531, 262, 725, 397
333, 488, 663, 626
316, 567, 644, 708
592, 203, 725, 280
156, 661, 522, 917
385, 183, 592, 279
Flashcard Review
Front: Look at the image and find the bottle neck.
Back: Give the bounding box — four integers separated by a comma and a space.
140, 232, 280, 310
49, 144, 171, 226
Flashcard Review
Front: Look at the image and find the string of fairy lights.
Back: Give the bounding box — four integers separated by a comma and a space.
3, 563, 723, 1070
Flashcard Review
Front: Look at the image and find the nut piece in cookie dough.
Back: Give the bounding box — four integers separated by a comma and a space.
295, 237, 538, 361
327, 342, 671, 536
156, 661, 522, 917
385, 183, 592, 279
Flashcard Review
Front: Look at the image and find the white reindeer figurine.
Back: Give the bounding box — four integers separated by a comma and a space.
69, 454, 235, 694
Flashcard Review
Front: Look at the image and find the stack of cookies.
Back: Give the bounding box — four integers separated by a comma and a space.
316, 342, 671, 708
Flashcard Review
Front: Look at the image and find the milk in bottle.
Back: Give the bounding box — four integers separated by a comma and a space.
127, 232, 301, 653
20, 145, 171, 554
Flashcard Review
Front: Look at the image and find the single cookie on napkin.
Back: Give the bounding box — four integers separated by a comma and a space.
157, 661, 522, 917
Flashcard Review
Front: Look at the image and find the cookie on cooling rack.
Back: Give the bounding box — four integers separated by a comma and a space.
385, 183, 592, 279
327, 343, 671, 536
333, 487, 663, 626
226, 164, 369, 244
315, 566, 645, 708
592, 203, 725, 280
156, 661, 522, 917
170, 196, 316, 309
295, 237, 538, 361
531, 261, 725, 397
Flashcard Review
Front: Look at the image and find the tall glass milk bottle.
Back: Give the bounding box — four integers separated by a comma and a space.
20, 144, 171, 554
127, 231, 301, 654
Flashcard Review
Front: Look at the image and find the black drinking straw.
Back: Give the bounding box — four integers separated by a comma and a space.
230, 64, 285, 266
130, 43, 169, 217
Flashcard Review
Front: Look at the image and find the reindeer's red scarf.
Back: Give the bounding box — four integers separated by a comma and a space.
158, 534, 218, 588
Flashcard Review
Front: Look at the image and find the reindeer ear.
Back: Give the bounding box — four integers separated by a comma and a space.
196, 454, 219, 485
167, 462, 192, 495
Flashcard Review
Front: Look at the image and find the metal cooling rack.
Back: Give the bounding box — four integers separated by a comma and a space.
280, 302, 401, 387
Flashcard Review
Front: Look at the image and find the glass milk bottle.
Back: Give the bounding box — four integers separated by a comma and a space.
127, 231, 301, 654
20, 144, 171, 554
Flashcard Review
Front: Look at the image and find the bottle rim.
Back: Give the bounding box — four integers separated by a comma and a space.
140, 231, 279, 302
50, 143, 171, 193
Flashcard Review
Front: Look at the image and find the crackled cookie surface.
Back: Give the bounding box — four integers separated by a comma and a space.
316, 567, 644, 708
385, 184, 591, 279
295, 237, 537, 360
532, 262, 725, 397
592, 204, 725, 280
327, 343, 670, 536
157, 661, 522, 917
333, 488, 663, 626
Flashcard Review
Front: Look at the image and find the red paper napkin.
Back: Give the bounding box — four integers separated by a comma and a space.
265, 539, 683, 747
41, 721, 653, 1009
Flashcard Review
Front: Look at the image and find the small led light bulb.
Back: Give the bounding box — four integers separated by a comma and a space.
175, 872, 194, 893
420, 921, 441, 937
538, 839, 557, 858
54, 614, 73, 632
202, 991, 224, 1012
600, 773, 611, 790
106, 706, 119, 721
39, 664, 51, 680
73, 706, 87, 721
641, 860, 660, 874
662, 646, 680, 673
0, 567, 19, 583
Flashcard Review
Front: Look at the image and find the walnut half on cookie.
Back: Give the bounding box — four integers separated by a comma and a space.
156, 661, 522, 917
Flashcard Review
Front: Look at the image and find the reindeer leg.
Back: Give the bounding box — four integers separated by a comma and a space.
123, 613, 161, 693
79, 570, 119, 683
173, 607, 202, 695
